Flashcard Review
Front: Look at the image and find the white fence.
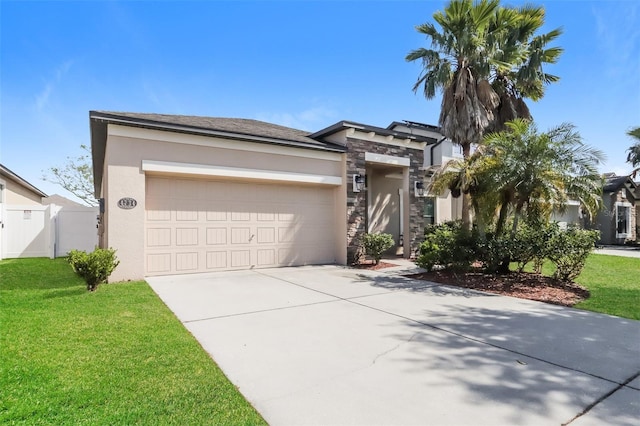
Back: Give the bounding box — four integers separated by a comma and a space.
1, 204, 98, 260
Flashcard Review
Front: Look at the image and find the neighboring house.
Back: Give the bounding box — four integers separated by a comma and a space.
0, 163, 47, 206
0, 165, 98, 259
42, 194, 89, 208
0, 164, 48, 259
90, 111, 435, 281
595, 174, 638, 245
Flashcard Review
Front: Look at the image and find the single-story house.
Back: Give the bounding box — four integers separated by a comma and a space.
595, 174, 638, 245
0, 164, 48, 259
90, 111, 436, 281
1, 165, 99, 259
0, 164, 47, 206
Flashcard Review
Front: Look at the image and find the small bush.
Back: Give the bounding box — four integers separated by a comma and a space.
476, 232, 512, 273
417, 222, 477, 271
68, 248, 120, 291
546, 227, 599, 281
361, 233, 395, 264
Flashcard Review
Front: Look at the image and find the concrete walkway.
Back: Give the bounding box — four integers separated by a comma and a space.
148, 266, 640, 426
594, 246, 640, 259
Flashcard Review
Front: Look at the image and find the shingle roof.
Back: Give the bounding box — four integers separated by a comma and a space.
90, 111, 344, 151
603, 175, 635, 192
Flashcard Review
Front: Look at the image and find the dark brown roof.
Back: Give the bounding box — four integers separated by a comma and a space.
90, 111, 344, 151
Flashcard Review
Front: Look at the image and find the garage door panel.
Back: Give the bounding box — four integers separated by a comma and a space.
147, 228, 171, 247
206, 251, 227, 269
231, 250, 251, 268
206, 211, 227, 221
231, 227, 251, 244
145, 177, 337, 275
176, 209, 198, 221
176, 252, 198, 271
206, 227, 227, 245
147, 253, 171, 273
257, 249, 276, 266
257, 227, 276, 244
176, 228, 198, 246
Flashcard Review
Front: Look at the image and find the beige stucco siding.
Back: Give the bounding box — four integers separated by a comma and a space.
102, 124, 346, 281
5, 179, 43, 205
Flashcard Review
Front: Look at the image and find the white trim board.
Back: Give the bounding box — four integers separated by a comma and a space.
365, 152, 410, 167
141, 160, 343, 186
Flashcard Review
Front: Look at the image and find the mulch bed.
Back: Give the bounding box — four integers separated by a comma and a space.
352, 261, 398, 271
406, 269, 590, 307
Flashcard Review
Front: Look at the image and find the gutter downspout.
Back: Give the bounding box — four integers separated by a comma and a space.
430, 137, 447, 166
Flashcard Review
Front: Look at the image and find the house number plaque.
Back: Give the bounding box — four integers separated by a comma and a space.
117, 197, 137, 209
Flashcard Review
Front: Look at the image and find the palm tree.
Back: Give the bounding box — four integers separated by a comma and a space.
627, 127, 640, 168
488, 5, 563, 131
482, 119, 605, 234
427, 146, 501, 237
407, 1, 563, 229
406, 0, 501, 229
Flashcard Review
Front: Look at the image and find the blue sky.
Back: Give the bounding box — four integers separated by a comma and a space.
1, 0, 639, 201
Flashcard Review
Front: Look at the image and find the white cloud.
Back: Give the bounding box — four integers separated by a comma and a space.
592, 3, 640, 79
34, 60, 74, 111
35, 84, 53, 110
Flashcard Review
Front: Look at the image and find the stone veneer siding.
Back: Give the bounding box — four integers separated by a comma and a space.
346, 137, 425, 263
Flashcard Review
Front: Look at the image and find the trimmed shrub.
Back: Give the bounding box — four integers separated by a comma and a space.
361, 233, 395, 264
417, 221, 477, 271
546, 227, 599, 281
68, 248, 120, 291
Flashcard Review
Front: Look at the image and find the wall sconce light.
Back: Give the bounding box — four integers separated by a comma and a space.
414, 181, 425, 198
353, 174, 366, 193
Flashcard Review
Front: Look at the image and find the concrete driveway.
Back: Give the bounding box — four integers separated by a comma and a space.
147, 265, 640, 426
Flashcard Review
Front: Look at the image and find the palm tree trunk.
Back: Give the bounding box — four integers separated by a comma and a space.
496, 200, 509, 236
511, 201, 525, 236
472, 197, 485, 239
461, 143, 472, 231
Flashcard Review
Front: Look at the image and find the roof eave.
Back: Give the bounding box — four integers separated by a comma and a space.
0, 164, 48, 198
311, 120, 438, 144
90, 111, 346, 153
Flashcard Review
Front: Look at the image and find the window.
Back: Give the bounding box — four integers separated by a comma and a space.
615, 202, 631, 238
424, 197, 435, 225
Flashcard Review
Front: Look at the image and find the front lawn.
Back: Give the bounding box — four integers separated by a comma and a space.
410, 253, 640, 320
0, 258, 266, 425
556, 254, 640, 320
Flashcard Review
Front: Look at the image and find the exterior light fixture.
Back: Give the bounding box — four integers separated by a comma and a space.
414, 181, 425, 198
353, 174, 366, 193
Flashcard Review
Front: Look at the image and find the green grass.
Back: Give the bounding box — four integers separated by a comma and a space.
0, 258, 266, 425
537, 254, 640, 320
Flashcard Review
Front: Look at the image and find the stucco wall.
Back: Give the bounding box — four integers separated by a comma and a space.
101, 125, 345, 281
367, 167, 403, 254
5, 179, 43, 205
